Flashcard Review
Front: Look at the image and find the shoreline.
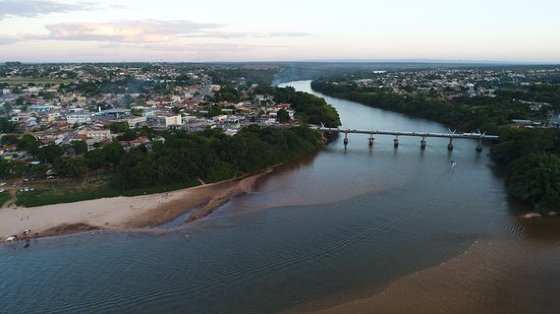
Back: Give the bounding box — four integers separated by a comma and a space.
0, 168, 273, 241
286, 238, 556, 314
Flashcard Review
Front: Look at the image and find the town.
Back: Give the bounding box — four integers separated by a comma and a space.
0, 63, 296, 153
324, 66, 560, 128
0, 63, 338, 208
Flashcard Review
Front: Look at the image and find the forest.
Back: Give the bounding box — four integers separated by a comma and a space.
256, 86, 341, 128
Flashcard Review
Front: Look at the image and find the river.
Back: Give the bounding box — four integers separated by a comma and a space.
1, 81, 559, 314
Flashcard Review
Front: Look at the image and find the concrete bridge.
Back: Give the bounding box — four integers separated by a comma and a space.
315, 127, 500, 152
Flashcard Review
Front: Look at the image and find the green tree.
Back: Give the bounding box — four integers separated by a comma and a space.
55, 157, 88, 178
109, 122, 129, 133
102, 142, 125, 167
0, 159, 12, 178
71, 140, 88, 155
85, 149, 106, 170
1, 134, 19, 146
17, 134, 39, 153
0, 118, 16, 133
277, 109, 290, 123
507, 153, 560, 212
208, 105, 223, 117
35, 144, 64, 163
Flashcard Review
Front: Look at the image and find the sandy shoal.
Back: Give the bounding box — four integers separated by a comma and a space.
0, 170, 269, 239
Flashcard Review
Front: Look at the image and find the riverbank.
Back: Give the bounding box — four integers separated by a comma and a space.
288, 237, 560, 314
0, 169, 272, 241
311, 80, 560, 215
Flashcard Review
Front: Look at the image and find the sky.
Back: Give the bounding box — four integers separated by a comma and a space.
0, 0, 559, 63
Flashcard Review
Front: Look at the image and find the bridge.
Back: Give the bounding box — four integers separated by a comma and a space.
315, 127, 500, 152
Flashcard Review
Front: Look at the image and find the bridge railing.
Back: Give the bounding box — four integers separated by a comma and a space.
313, 126, 499, 152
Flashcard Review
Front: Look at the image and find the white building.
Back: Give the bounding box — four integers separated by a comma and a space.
150, 114, 182, 128
78, 128, 112, 140
126, 116, 147, 128
67, 113, 92, 124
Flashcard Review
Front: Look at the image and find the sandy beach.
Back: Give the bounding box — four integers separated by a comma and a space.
0, 170, 271, 240
288, 238, 560, 314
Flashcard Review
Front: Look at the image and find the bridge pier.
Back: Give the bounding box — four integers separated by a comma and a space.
476, 138, 483, 152
420, 137, 427, 150
447, 137, 454, 151
394, 136, 399, 148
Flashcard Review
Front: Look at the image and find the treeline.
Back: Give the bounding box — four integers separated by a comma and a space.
256, 86, 341, 128
491, 128, 560, 212
312, 80, 560, 213
2, 126, 323, 193
311, 81, 530, 133
113, 126, 323, 190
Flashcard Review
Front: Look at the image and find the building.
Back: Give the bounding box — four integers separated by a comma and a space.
67, 113, 92, 124
77, 128, 112, 140
149, 114, 182, 128
125, 116, 147, 128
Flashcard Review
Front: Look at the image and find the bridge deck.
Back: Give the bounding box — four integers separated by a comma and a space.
316, 127, 500, 140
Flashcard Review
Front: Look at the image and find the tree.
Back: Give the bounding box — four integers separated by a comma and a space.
0, 118, 16, 133
85, 149, 106, 170
15, 97, 25, 107
1, 134, 19, 146
214, 86, 240, 102
35, 144, 64, 163
54, 157, 88, 178
71, 140, 88, 155
208, 105, 223, 117
277, 109, 290, 123
17, 134, 39, 153
507, 153, 560, 212
117, 129, 138, 141
109, 122, 129, 133
0, 159, 12, 178
102, 142, 125, 167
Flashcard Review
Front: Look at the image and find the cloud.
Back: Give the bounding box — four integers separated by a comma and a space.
0, 0, 94, 20
0, 35, 18, 45
180, 31, 312, 39
22, 20, 311, 44
28, 20, 223, 43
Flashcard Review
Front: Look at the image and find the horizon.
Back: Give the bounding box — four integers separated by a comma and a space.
3, 59, 560, 66
1, 0, 560, 63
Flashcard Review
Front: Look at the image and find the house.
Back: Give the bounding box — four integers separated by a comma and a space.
67, 113, 92, 124
125, 116, 147, 128
149, 114, 182, 128
119, 136, 151, 151
77, 128, 112, 141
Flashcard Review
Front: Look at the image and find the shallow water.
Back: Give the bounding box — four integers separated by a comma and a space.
1, 81, 556, 314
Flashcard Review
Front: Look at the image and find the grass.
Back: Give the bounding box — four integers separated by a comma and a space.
15, 185, 120, 207
0, 192, 12, 206
14, 176, 200, 207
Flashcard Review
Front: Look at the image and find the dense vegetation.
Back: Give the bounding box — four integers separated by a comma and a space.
3, 126, 323, 206
313, 80, 560, 213
113, 126, 323, 190
311, 81, 560, 133
257, 86, 341, 127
